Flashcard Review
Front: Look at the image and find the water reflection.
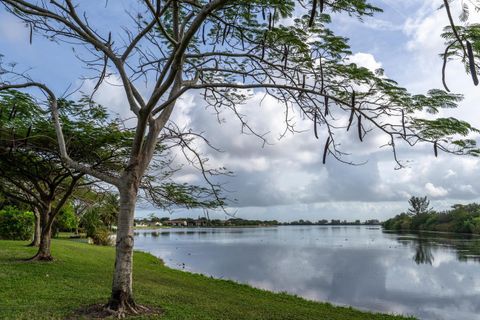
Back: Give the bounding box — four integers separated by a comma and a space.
386, 231, 480, 265
134, 226, 480, 320
414, 237, 434, 265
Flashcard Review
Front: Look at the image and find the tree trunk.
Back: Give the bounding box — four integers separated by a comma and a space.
30, 210, 54, 261
106, 185, 138, 314
28, 208, 41, 247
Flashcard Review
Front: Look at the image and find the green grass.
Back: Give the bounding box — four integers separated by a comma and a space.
0, 240, 415, 320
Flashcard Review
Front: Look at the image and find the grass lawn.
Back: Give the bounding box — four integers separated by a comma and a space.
0, 240, 415, 320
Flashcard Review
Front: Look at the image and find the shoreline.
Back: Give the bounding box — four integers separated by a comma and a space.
382, 228, 480, 237
134, 224, 382, 230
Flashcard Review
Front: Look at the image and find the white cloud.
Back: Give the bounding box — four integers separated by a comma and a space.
175, 173, 199, 184
0, 13, 29, 44
425, 182, 448, 198
81, 74, 134, 120
457, 184, 476, 195
347, 52, 382, 72
444, 169, 456, 179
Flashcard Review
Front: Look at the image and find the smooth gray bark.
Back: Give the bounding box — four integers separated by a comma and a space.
29, 208, 41, 247
107, 184, 138, 310
32, 211, 53, 261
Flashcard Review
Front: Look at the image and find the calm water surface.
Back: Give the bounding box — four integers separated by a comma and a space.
134, 226, 480, 320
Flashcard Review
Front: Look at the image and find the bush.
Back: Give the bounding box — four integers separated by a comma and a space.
0, 206, 34, 240
411, 213, 431, 230
52, 203, 78, 236
80, 208, 115, 246
91, 227, 113, 246
471, 217, 480, 234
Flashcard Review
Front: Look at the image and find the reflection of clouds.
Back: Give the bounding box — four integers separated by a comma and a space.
327, 249, 387, 307
134, 226, 480, 320
431, 251, 455, 267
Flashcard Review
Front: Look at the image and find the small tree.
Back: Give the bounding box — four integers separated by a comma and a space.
407, 196, 432, 216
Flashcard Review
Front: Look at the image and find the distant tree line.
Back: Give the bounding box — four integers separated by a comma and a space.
135, 216, 381, 227
283, 219, 381, 226
135, 216, 280, 227
383, 196, 480, 234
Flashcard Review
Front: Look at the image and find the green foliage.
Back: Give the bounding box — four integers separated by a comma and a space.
91, 227, 113, 246
159, 0, 480, 162
80, 208, 102, 239
327, 0, 382, 17
0, 90, 133, 253
0, 90, 132, 184
413, 117, 479, 139
383, 213, 411, 231
53, 203, 78, 234
441, 23, 480, 73
1, 88, 227, 213
407, 196, 432, 215
410, 213, 431, 230
164, 183, 225, 208
0, 206, 34, 240
471, 216, 480, 234
143, 173, 227, 210
80, 197, 117, 245
384, 202, 480, 235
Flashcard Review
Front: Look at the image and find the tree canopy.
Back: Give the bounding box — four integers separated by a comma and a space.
408, 196, 432, 216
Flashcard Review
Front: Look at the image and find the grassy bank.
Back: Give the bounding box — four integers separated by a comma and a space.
0, 240, 414, 320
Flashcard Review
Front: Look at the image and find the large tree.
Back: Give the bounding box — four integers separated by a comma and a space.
0, 0, 477, 315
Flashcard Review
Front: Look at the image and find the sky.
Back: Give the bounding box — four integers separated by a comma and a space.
1, 1, 480, 222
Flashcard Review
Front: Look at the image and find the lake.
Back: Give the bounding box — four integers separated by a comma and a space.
134, 226, 480, 320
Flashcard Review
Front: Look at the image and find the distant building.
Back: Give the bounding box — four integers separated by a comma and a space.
189, 219, 208, 227
163, 220, 187, 227
135, 222, 148, 227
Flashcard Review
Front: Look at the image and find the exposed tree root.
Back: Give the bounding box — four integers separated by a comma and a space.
26, 241, 39, 247
104, 304, 149, 319
104, 294, 151, 319
26, 253, 54, 262
67, 303, 162, 319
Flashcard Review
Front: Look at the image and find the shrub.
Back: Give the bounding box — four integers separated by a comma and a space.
411, 213, 431, 230
52, 203, 78, 236
0, 206, 34, 240
91, 227, 113, 246
471, 217, 480, 234
400, 218, 411, 230
80, 208, 115, 246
